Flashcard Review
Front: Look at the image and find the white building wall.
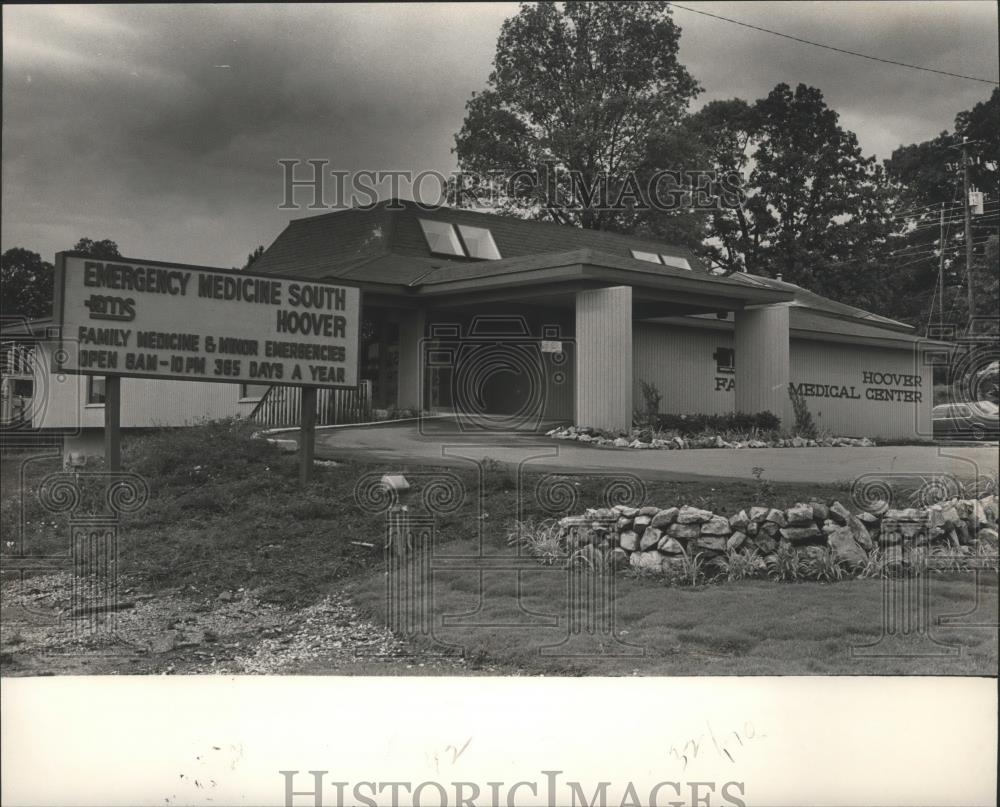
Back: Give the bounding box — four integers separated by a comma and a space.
31, 342, 254, 430
633, 321, 932, 439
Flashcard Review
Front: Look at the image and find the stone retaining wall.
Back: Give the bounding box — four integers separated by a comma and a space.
557, 495, 999, 575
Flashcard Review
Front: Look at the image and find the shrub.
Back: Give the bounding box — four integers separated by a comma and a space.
788, 388, 818, 439
800, 547, 846, 582
653, 411, 780, 436
636, 380, 663, 430
766, 544, 802, 581
714, 547, 765, 582
506, 519, 564, 565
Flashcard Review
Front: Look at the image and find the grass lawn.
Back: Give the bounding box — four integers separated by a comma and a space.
344, 539, 998, 676
2, 421, 996, 675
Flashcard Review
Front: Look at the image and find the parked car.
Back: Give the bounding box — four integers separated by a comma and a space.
932, 400, 1000, 441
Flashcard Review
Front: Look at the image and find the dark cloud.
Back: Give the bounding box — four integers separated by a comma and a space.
2, 3, 997, 267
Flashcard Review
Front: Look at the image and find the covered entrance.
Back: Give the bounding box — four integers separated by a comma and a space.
422, 305, 574, 430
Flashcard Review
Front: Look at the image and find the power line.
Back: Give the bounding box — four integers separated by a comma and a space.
666, 3, 1000, 85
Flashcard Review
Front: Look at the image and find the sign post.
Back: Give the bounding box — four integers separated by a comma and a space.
104, 375, 122, 471
299, 386, 317, 485
51, 252, 362, 475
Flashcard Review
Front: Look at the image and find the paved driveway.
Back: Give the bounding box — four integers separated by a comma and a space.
309, 418, 999, 484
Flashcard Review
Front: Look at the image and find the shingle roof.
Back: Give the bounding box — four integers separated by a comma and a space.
251, 198, 706, 283
729, 272, 914, 333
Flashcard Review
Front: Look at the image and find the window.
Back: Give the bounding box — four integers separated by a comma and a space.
87, 376, 106, 405
457, 224, 501, 260
660, 254, 692, 270
630, 250, 661, 264
629, 250, 693, 271
240, 383, 270, 400
713, 347, 735, 375
418, 219, 465, 257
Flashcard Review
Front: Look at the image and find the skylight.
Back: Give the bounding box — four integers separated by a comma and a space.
630, 250, 661, 264
457, 224, 502, 260
418, 219, 465, 257
660, 254, 692, 271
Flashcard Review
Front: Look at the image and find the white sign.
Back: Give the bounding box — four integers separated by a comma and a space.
54, 254, 362, 389
541, 340, 563, 354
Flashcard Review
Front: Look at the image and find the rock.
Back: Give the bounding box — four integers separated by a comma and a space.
749, 506, 769, 523
618, 506, 639, 518
729, 510, 750, 531
559, 515, 589, 530
608, 547, 630, 570
701, 515, 732, 536
692, 535, 727, 553
658, 536, 685, 555
940, 505, 961, 526
152, 631, 179, 653
857, 511, 879, 526
671, 436, 686, 449
638, 506, 660, 517
751, 535, 777, 554
218, 591, 234, 602
633, 515, 652, 534
759, 521, 782, 538
746, 521, 759, 537
822, 519, 839, 536
650, 507, 679, 528
829, 501, 851, 526
898, 522, 924, 539
748, 439, 768, 448
785, 503, 814, 526
978, 527, 999, 546
677, 505, 715, 524
765, 508, 787, 527
616, 516, 634, 532
779, 525, 822, 543
667, 523, 702, 540
727, 531, 747, 551
176, 629, 206, 648
791, 436, 806, 448
810, 502, 829, 523
640, 527, 663, 551
828, 501, 873, 550
827, 526, 867, 566
886, 508, 925, 522
619, 531, 640, 551
613, 437, 629, 448
631, 550, 665, 572
593, 508, 615, 521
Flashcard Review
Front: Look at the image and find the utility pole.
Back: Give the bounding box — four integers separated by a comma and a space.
938, 202, 946, 328
961, 137, 975, 319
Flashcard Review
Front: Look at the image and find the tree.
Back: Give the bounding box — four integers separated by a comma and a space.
73, 238, 121, 259
453, 1, 700, 231
684, 83, 893, 303
1, 248, 54, 320
242, 245, 265, 270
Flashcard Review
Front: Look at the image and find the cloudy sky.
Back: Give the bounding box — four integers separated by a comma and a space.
2, 2, 997, 268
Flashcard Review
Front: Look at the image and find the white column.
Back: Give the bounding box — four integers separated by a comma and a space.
735, 304, 790, 424
396, 308, 425, 411
575, 286, 632, 432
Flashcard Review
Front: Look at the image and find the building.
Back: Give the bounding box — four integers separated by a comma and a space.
3, 199, 943, 455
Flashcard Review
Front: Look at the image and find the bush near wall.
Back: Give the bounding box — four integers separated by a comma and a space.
513, 495, 999, 583
548, 423, 876, 449
654, 411, 781, 435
